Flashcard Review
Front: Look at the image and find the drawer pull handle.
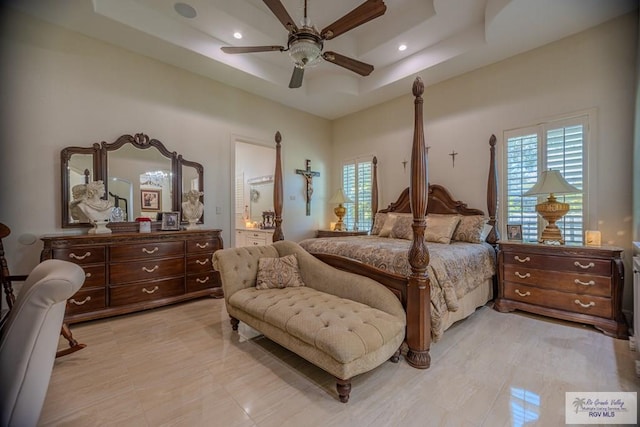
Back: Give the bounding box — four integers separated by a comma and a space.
85, 272, 92, 278
196, 242, 209, 249
69, 252, 91, 260
142, 286, 159, 294
514, 289, 530, 297
69, 296, 91, 305
574, 279, 595, 286
196, 276, 210, 284
142, 247, 159, 254
142, 265, 159, 273
514, 256, 530, 263
574, 261, 595, 269
574, 299, 595, 308
196, 259, 209, 265
514, 272, 530, 279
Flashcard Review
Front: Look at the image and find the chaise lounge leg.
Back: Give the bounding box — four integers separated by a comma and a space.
336, 378, 351, 403
230, 317, 239, 331
390, 347, 401, 363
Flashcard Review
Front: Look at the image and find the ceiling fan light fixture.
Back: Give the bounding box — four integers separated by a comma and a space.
289, 39, 322, 68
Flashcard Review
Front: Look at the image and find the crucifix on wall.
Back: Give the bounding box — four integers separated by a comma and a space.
295, 159, 320, 216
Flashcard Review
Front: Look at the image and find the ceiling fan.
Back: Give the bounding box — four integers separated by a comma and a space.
221, 0, 387, 88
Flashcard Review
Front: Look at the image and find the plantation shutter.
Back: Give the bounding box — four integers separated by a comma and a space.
342, 156, 373, 231
503, 115, 587, 244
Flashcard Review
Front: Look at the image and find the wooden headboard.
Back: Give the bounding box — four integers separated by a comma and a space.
380, 184, 485, 217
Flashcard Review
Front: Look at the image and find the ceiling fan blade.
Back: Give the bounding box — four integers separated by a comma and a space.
323, 51, 374, 76
221, 45, 284, 54
263, 0, 298, 33
321, 0, 387, 40
289, 67, 304, 88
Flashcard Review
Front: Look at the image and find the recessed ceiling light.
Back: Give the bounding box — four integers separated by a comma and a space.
233, 32, 243, 40
398, 44, 407, 52
174, 2, 197, 19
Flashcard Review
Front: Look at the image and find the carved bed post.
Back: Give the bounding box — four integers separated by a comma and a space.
486, 134, 499, 244
273, 131, 284, 241
406, 77, 431, 369
370, 156, 378, 233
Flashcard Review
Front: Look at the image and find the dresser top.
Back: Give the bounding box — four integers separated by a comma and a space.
41, 229, 221, 242
498, 240, 623, 256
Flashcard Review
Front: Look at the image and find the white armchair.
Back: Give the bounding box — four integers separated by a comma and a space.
0, 259, 85, 427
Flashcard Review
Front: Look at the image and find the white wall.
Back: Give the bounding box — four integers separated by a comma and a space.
0, 8, 331, 275
332, 13, 638, 310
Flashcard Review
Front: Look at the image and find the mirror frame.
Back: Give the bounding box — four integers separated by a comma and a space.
61, 133, 204, 232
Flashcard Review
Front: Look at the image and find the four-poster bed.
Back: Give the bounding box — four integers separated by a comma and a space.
270, 77, 498, 369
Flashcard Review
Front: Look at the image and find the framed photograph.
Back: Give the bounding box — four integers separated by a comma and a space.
507, 224, 523, 241
161, 211, 180, 231
141, 190, 161, 211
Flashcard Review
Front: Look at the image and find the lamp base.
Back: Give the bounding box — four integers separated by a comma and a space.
334, 204, 346, 232
535, 195, 570, 245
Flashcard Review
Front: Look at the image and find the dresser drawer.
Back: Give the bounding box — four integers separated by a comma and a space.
110, 241, 184, 262
503, 282, 612, 318
503, 252, 611, 275
186, 238, 219, 254
66, 288, 106, 315
246, 237, 266, 246
109, 257, 185, 284
186, 272, 220, 293
503, 265, 611, 297
186, 254, 213, 274
80, 265, 106, 289
54, 246, 106, 265
109, 277, 184, 306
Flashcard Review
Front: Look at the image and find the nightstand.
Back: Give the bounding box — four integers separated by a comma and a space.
316, 230, 369, 238
494, 241, 627, 338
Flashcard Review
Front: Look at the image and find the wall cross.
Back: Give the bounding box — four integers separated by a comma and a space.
295, 159, 320, 216
449, 150, 458, 168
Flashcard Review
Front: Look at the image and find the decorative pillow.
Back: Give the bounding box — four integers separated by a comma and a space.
390, 216, 413, 240
378, 213, 398, 237
425, 215, 461, 244
256, 254, 305, 290
452, 215, 489, 243
378, 213, 411, 237
371, 213, 388, 235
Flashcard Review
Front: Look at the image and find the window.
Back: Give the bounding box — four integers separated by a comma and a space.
342, 156, 374, 231
503, 115, 588, 244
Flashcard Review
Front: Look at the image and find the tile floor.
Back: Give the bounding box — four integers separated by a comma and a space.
40, 299, 639, 426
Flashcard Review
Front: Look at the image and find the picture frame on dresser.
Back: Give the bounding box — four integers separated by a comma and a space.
161, 212, 180, 230
507, 224, 522, 241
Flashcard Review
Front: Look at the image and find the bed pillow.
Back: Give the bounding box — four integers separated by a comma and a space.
379, 213, 411, 237
452, 215, 489, 243
390, 216, 414, 240
425, 214, 461, 244
256, 254, 305, 289
371, 212, 388, 235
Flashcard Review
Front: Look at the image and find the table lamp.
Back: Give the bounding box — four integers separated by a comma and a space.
328, 189, 353, 231
523, 169, 580, 244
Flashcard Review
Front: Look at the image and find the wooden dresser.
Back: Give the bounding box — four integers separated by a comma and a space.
494, 241, 627, 338
41, 229, 223, 324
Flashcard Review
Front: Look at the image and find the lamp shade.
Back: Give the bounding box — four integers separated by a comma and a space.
523, 170, 579, 196
328, 189, 353, 204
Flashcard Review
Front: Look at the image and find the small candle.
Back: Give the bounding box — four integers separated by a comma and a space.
585, 230, 601, 246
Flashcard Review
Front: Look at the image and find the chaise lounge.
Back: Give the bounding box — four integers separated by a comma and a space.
212, 240, 406, 402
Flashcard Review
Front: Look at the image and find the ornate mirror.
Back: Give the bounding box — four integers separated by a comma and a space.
61, 133, 204, 231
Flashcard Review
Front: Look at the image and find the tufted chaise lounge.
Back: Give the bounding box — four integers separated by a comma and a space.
212, 240, 406, 403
